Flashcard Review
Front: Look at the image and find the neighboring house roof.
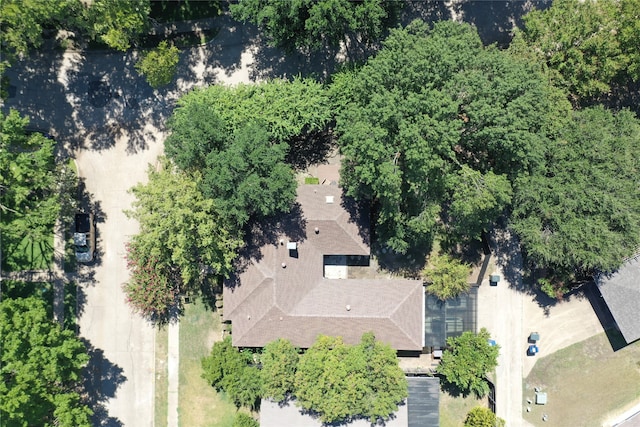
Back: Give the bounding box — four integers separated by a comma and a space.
259, 377, 440, 427
596, 255, 640, 344
407, 376, 440, 427
223, 185, 424, 350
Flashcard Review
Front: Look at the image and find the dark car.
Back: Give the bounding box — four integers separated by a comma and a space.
74, 212, 96, 263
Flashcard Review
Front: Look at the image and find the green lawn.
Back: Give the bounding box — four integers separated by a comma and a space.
155, 325, 169, 427
439, 390, 487, 427
524, 331, 640, 426
2, 234, 54, 271
178, 298, 242, 427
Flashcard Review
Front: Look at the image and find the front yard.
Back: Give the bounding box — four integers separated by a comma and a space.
524, 331, 640, 426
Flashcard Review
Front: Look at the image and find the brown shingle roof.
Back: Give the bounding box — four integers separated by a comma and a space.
224, 185, 424, 350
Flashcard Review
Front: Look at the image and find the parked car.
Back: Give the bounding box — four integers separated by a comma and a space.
74, 212, 95, 263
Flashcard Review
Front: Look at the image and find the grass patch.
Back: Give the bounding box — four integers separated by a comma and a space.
179, 298, 239, 427
150, 0, 222, 23
524, 331, 640, 426
155, 325, 169, 427
2, 233, 54, 271
304, 176, 320, 184
439, 389, 487, 427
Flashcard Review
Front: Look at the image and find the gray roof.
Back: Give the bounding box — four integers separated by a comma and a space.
596, 255, 640, 343
259, 399, 408, 427
224, 185, 424, 350
407, 377, 440, 427
259, 377, 440, 427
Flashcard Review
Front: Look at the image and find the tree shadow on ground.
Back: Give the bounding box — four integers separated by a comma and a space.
286, 129, 335, 171
81, 339, 127, 427
450, 0, 552, 47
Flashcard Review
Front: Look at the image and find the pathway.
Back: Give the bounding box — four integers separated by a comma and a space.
167, 321, 179, 427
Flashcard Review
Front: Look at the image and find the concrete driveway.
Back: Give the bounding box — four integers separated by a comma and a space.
478, 230, 612, 427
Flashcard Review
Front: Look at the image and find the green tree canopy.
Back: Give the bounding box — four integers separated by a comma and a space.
124, 159, 241, 318
165, 78, 332, 152
464, 406, 505, 427
294, 333, 407, 424
511, 106, 640, 281
513, 0, 640, 103
0, 0, 150, 71
165, 79, 327, 230
332, 20, 563, 254
422, 253, 472, 301
0, 110, 76, 269
436, 328, 499, 397
232, 413, 259, 427
230, 0, 400, 52
201, 336, 262, 410
261, 338, 299, 402
202, 123, 297, 228
135, 40, 180, 88
446, 166, 512, 242
0, 296, 92, 426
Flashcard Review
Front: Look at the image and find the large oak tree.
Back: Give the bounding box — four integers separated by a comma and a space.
0, 297, 92, 426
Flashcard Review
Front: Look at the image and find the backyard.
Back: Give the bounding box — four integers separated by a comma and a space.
439, 390, 488, 427
524, 331, 640, 426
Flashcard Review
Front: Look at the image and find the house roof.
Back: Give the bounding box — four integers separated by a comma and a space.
259, 377, 440, 427
223, 185, 424, 350
596, 255, 640, 344
259, 399, 407, 427
407, 376, 440, 427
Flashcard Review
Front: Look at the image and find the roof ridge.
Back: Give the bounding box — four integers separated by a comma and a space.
390, 282, 424, 348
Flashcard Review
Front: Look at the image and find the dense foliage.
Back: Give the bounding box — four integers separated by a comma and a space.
232, 413, 259, 427
422, 253, 472, 301
230, 0, 400, 52
135, 40, 180, 88
124, 160, 240, 319
201, 336, 262, 410
437, 328, 499, 397
202, 334, 406, 423
464, 406, 505, 427
0, 0, 150, 69
513, 0, 640, 104
294, 333, 407, 424
511, 106, 640, 282
332, 20, 565, 253
0, 110, 76, 270
164, 79, 330, 230
260, 338, 300, 402
0, 297, 92, 426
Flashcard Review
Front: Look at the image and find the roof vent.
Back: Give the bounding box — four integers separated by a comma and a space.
346, 305, 351, 311
281, 262, 286, 268
314, 227, 319, 234
279, 238, 284, 245
325, 195, 334, 204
